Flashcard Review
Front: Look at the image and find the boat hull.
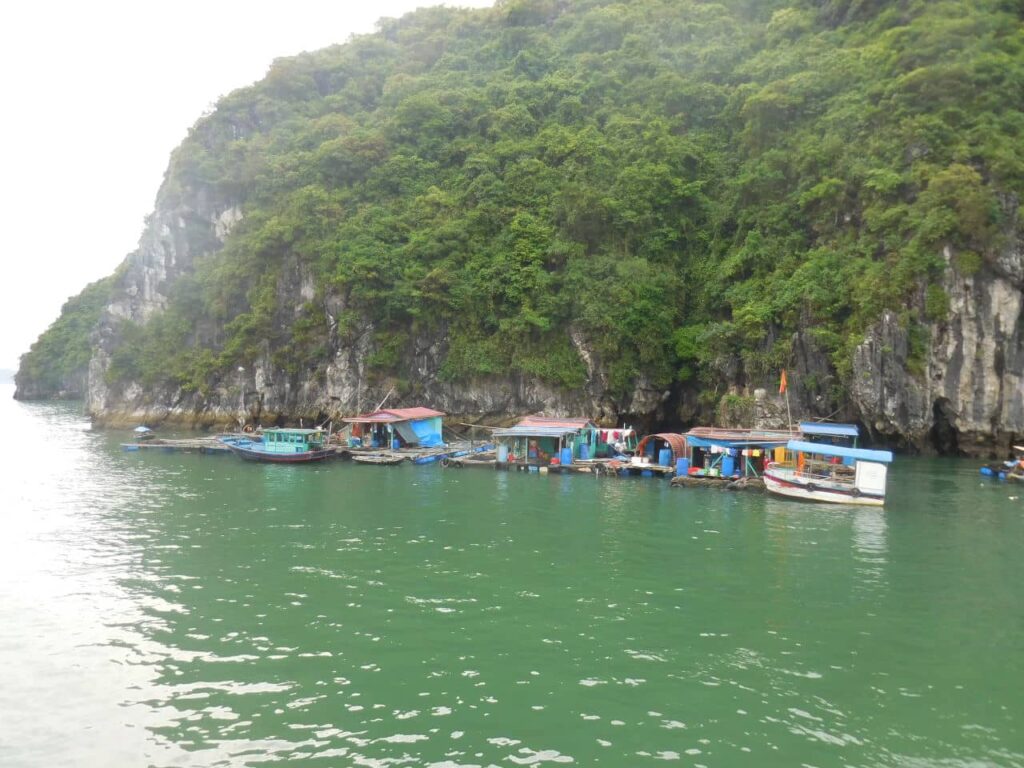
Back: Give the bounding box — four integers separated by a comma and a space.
352, 454, 405, 465
763, 470, 884, 506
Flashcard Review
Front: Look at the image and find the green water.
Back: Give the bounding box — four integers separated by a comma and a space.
1, 389, 1022, 767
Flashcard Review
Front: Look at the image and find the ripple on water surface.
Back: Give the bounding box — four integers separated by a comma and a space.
0, 394, 1022, 766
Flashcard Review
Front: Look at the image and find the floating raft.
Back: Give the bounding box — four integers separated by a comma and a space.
671, 475, 766, 492
120, 437, 233, 454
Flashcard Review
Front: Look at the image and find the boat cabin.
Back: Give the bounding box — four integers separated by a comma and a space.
682, 427, 797, 478
261, 428, 327, 454
493, 417, 598, 466
342, 407, 445, 449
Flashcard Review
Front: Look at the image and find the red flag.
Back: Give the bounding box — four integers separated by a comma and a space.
779, 369, 788, 395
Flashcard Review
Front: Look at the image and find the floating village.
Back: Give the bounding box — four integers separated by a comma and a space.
116, 400, 999, 507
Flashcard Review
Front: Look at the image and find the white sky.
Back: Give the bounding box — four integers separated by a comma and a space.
0, 0, 493, 371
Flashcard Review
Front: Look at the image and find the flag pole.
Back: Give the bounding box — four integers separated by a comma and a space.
780, 369, 793, 431
785, 386, 793, 432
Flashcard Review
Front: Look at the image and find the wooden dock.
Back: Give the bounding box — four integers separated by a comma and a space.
120, 437, 233, 454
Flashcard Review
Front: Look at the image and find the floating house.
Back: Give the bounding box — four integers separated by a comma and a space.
342, 407, 446, 449
682, 427, 798, 479
493, 416, 598, 467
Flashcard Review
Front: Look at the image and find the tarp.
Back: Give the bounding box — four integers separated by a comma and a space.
786, 440, 893, 463
408, 416, 444, 447
800, 422, 859, 438
686, 435, 791, 449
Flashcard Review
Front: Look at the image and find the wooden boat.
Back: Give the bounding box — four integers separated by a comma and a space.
979, 446, 1024, 481
219, 428, 335, 463
413, 443, 495, 465
352, 453, 406, 466
763, 440, 893, 506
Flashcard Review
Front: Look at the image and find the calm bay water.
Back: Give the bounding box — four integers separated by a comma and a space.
1, 386, 1022, 767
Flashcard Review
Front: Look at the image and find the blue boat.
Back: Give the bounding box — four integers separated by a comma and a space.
979, 445, 1024, 482
220, 428, 335, 463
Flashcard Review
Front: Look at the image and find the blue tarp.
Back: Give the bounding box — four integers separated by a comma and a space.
786, 440, 892, 463
409, 416, 444, 447
800, 422, 859, 438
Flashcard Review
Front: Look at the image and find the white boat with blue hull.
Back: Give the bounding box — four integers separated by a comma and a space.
764, 440, 894, 506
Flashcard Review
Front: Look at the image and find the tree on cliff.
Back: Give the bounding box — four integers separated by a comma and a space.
17, 0, 1023, 426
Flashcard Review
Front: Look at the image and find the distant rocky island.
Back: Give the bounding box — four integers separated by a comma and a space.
15, 0, 1023, 457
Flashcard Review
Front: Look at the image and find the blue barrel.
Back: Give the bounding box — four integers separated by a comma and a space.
560, 447, 573, 466
392, 438, 401, 450
658, 448, 672, 467
370, 437, 379, 448
642, 469, 653, 477
676, 457, 689, 475
580, 444, 590, 460
722, 455, 736, 477
646, 441, 656, 457
497, 444, 509, 463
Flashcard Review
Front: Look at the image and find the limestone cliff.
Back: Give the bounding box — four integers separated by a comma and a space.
14, 0, 1023, 456
850, 232, 1023, 457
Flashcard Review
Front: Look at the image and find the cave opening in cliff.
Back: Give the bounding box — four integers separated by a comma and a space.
929, 397, 960, 455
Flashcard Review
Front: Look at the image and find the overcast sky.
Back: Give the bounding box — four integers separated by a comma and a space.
0, 0, 493, 371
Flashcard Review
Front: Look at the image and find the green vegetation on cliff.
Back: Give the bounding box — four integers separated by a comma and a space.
16, 276, 113, 397
22, 0, 1024, 404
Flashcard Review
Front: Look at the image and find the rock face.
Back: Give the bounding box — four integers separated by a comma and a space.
31, 171, 1024, 456
850, 236, 1023, 457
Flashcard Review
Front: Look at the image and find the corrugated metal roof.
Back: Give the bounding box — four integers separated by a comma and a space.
384, 407, 445, 420
517, 416, 596, 430
786, 440, 893, 463
636, 433, 688, 458
800, 422, 859, 437
685, 427, 797, 445
342, 406, 445, 423
493, 426, 583, 438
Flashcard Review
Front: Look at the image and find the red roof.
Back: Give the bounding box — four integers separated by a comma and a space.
342, 407, 445, 423
517, 416, 595, 430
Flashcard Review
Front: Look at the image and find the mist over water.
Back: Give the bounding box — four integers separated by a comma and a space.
1, 385, 1021, 767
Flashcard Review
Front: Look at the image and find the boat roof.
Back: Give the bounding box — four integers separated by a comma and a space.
263, 427, 324, 435
133, 425, 153, 433
342, 407, 445, 423
800, 421, 860, 438
786, 440, 893, 463
516, 416, 596, 430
